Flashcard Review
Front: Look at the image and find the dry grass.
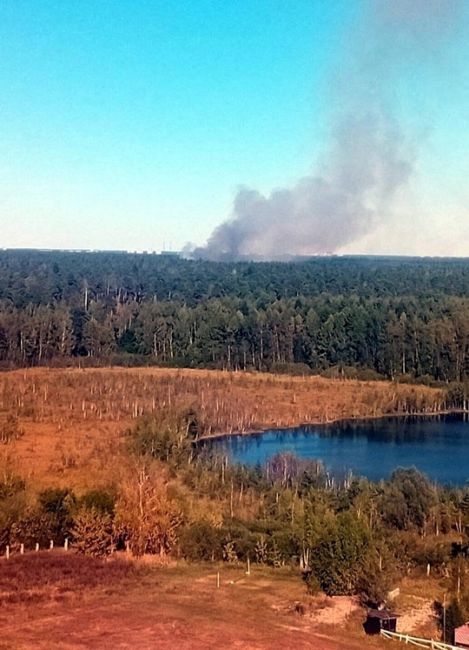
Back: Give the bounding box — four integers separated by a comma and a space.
0, 552, 389, 650
0, 551, 139, 606
0, 367, 444, 488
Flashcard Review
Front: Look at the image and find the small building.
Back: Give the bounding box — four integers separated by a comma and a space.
455, 622, 469, 648
364, 609, 399, 635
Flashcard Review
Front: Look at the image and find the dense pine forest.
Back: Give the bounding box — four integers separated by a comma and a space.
1, 249, 469, 383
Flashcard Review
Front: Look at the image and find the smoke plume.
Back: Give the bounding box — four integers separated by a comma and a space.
192, 0, 463, 261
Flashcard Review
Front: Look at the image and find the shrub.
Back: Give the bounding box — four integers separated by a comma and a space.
381, 468, 435, 532
130, 410, 200, 466
79, 489, 115, 515
310, 513, 371, 596
38, 487, 76, 544
10, 510, 57, 550
271, 362, 312, 376
179, 521, 223, 561
254, 536, 268, 564
115, 463, 183, 556
72, 508, 114, 557
219, 522, 257, 561
222, 540, 238, 563
0, 474, 25, 501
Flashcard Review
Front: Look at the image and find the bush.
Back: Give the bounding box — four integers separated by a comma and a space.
381, 468, 435, 532
310, 513, 372, 596
130, 410, 200, 466
356, 554, 395, 607
9, 510, 57, 550
179, 521, 223, 561
114, 463, 183, 556
72, 508, 114, 557
79, 489, 115, 515
269, 530, 298, 564
219, 522, 258, 561
320, 365, 383, 381
38, 487, 76, 544
271, 362, 312, 376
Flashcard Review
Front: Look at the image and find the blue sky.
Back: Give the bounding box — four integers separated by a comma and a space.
1, 0, 468, 255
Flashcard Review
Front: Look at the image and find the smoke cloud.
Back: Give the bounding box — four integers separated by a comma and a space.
191, 0, 463, 261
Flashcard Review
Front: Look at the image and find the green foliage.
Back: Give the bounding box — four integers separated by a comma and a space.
131, 410, 199, 466
412, 540, 451, 570
38, 487, 76, 543
0, 493, 28, 550
380, 468, 435, 531
271, 362, 312, 376
356, 550, 395, 607
2, 250, 469, 384
179, 521, 223, 561
309, 513, 372, 596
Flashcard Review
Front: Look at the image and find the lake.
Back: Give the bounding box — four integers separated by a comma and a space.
212, 413, 469, 485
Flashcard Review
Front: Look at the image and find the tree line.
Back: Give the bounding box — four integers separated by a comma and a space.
1, 250, 469, 382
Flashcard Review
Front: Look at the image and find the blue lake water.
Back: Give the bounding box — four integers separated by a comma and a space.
212, 414, 469, 485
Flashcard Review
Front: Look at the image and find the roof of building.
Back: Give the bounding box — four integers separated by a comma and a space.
455, 623, 469, 646
367, 609, 399, 620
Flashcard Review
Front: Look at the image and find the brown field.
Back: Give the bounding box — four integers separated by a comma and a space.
0, 551, 390, 650
0, 367, 444, 488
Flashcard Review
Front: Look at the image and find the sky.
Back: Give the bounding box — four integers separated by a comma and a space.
1, 0, 468, 256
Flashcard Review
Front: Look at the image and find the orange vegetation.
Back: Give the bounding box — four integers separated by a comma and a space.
0, 367, 444, 488
0, 552, 388, 650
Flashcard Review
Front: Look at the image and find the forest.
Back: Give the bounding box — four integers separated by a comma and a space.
1, 249, 469, 383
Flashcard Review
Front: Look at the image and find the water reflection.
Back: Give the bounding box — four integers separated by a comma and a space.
212, 414, 469, 485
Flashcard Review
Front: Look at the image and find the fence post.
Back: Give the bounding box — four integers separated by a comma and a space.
217, 571, 220, 589
20, 543, 24, 555
64, 538, 69, 551
5, 545, 9, 560
246, 556, 251, 576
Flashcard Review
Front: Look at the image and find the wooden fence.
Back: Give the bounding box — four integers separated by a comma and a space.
1, 538, 68, 559
381, 630, 461, 650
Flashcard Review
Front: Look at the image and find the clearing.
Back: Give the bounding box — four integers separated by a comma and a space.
0, 551, 389, 650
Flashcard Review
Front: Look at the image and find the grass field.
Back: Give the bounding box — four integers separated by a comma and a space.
0, 367, 444, 488
0, 551, 393, 650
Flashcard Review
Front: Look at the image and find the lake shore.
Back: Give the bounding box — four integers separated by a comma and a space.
206, 410, 469, 484
198, 408, 468, 443
0, 366, 448, 487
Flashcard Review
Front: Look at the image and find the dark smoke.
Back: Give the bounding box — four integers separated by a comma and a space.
191, 0, 463, 262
